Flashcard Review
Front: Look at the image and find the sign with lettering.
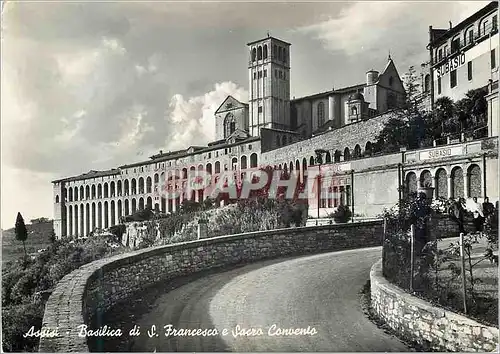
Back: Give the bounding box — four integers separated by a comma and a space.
419, 146, 463, 160
436, 52, 466, 78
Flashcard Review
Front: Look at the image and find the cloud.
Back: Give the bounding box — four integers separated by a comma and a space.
296, 2, 491, 69
165, 82, 248, 151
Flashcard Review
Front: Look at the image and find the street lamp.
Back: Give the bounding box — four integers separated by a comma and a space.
315, 149, 328, 225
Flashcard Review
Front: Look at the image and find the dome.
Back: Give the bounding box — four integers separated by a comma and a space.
350, 92, 364, 101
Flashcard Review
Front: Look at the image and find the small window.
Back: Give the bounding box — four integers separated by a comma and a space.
467, 61, 473, 81
279, 71, 283, 79
264, 69, 267, 77
253, 72, 256, 79
491, 49, 496, 69
275, 69, 278, 77
437, 77, 442, 94
208, 152, 211, 158
258, 106, 263, 113
388, 76, 393, 86
438, 48, 443, 61
450, 70, 457, 88
493, 15, 498, 30
248, 144, 252, 150
224, 148, 228, 154
451, 38, 460, 53
258, 71, 262, 79
444, 45, 448, 56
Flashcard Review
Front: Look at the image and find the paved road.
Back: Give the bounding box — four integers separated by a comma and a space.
130, 247, 409, 352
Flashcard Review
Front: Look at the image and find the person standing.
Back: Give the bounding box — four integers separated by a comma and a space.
471, 197, 484, 234
483, 197, 495, 218
450, 198, 466, 234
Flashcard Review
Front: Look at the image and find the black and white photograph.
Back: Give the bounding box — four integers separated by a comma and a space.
1, 0, 499, 352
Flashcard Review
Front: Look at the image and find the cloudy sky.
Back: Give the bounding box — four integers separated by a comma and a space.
0, 1, 489, 228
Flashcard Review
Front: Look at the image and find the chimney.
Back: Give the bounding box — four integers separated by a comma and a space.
449, 21, 452, 29
159, 150, 163, 154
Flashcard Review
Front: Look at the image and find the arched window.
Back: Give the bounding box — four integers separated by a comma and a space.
231, 157, 238, 170
263, 45, 268, 59
467, 164, 481, 198
424, 74, 430, 93
252, 48, 256, 61
250, 153, 258, 168
405, 172, 417, 196
465, 25, 474, 45
334, 150, 341, 162
419, 170, 432, 187
325, 152, 331, 163
436, 168, 448, 198
215, 161, 221, 174
240, 156, 247, 170
317, 102, 325, 127
224, 113, 236, 137
309, 156, 315, 166
55, 195, 60, 203
351, 106, 358, 116
365, 142, 372, 156
451, 166, 464, 199
257, 46, 263, 60
354, 144, 361, 158
344, 147, 350, 161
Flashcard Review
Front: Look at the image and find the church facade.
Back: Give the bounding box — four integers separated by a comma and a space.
52, 8, 499, 239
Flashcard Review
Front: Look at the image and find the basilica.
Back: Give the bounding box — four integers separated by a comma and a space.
52, 2, 499, 239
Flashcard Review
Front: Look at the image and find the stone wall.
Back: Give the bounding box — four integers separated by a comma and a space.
370, 260, 499, 352
39, 221, 383, 352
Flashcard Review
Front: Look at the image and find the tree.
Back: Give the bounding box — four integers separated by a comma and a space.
15, 212, 28, 260
49, 229, 56, 243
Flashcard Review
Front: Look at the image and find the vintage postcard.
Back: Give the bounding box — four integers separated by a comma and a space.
1, 1, 498, 352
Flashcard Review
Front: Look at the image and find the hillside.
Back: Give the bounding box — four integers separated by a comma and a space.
1, 221, 54, 264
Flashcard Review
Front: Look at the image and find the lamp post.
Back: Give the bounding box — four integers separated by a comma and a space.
315, 149, 328, 226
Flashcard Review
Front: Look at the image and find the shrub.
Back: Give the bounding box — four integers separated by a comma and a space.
2, 301, 45, 352
331, 205, 352, 223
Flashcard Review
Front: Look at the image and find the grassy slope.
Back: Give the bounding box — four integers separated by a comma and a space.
1, 221, 53, 264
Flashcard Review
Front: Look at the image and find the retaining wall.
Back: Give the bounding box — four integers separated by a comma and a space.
39, 221, 383, 352
370, 259, 499, 352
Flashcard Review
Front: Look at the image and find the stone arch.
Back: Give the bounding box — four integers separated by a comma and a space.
263, 44, 268, 59
354, 144, 362, 159
68, 188, 73, 202
104, 201, 109, 228
124, 180, 129, 196
419, 170, 432, 187
110, 181, 115, 197
117, 200, 122, 221
365, 142, 373, 156
154, 173, 159, 184
295, 160, 300, 171
467, 164, 481, 198
79, 186, 84, 200
97, 202, 102, 229
344, 147, 351, 161
309, 156, 315, 166
251, 48, 256, 61
85, 185, 90, 199
147, 196, 153, 210
451, 166, 464, 199
91, 185, 96, 199
146, 176, 152, 193
117, 180, 122, 196
325, 151, 332, 163
334, 150, 341, 162
139, 197, 144, 210
206, 163, 213, 174
98, 184, 103, 198
85, 203, 90, 236
257, 46, 263, 60
138, 177, 144, 194
91, 203, 96, 231
79, 204, 84, 237
124, 199, 130, 216
104, 182, 109, 198
131, 198, 137, 213
110, 200, 115, 226
68, 206, 73, 235
405, 172, 418, 195
436, 168, 448, 198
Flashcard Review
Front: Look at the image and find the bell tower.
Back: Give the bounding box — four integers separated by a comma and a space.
247, 35, 291, 136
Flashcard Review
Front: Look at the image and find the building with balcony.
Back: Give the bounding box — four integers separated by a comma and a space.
427, 1, 498, 110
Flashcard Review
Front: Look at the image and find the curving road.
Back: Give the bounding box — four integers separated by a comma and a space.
130, 247, 409, 352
